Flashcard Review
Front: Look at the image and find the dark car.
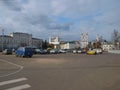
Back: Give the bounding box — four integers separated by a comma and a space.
81, 48, 88, 53
39, 49, 47, 54
34, 49, 41, 54
16, 47, 33, 57
2, 49, 12, 55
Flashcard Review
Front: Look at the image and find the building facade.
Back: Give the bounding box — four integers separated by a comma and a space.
0, 35, 13, 51
80, 33, 89, 48
0, 32, 43, 51
60, 41, 80, 49
10, 32, 32, 49
49, 37, 60, 49
32, 38, 43, 49
102, 44, 114, 51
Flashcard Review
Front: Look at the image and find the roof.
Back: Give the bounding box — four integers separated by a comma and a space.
0, 35, 12, 38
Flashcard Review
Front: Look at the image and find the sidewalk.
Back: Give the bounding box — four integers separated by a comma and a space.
108, 50, 120, 54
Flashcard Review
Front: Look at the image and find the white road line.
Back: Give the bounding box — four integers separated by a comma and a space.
6, 84, 31, 90
0, 78, 27, 86
0, 59, 23, 77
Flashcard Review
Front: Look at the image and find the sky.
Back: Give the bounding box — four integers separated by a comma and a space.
0, 0, 120, 41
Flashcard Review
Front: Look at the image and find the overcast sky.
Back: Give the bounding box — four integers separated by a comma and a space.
0, 0, 120, 41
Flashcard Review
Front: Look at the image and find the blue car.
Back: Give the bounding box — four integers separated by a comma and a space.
16, 47, 33, 57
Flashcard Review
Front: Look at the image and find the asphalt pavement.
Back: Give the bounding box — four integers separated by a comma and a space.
0, 53, 120, 90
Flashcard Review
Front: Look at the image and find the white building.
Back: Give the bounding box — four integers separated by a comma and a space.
49, 37, 60, 49
80, 33, 88, 48
60, 41, 80, 49
102, 44, 114, 51
0, 35, 13, 50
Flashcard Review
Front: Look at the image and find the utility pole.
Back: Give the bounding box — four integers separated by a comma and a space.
0, 27, 4, 51
2, 29, 4, 51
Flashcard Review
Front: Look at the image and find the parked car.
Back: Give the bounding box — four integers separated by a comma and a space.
16, 47, 33, 57
50, 49, 59, 54
58, 49, 66, 53
77, 50, 82, 54
34, 49, 41, 54
39, 49, 48, 54
86, 50, 96, 55
72, 49, 85, 54
81, 48, 88, 53
2, 49, 12, 55
73, 50, 77, 54
65, 49, 72, 53
93, 48, 103, 54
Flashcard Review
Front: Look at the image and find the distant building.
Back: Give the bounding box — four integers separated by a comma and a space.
0, 32, 43, 50
0, 35, 13, 50
102, 44, 114, 51
49, 37, 60, 49
32, 38, 43, 49
60, 41, 80, 49
10, 32, 32, 48
80, 33, 88, 48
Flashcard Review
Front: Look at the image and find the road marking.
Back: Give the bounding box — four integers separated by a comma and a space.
6, 84, 31, 90
0, 78, 27, 86
0, 59, 23, 77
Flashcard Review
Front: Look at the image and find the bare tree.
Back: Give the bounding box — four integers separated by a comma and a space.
112, 29, 120, 49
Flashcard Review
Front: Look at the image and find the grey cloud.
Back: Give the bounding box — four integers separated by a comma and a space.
1, 0, 22, 11
51, 0, 100, 18
94, 9, 120, 26
0, 0, 120, 40
24, 14, 51, 25
48, 23, 72, 31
